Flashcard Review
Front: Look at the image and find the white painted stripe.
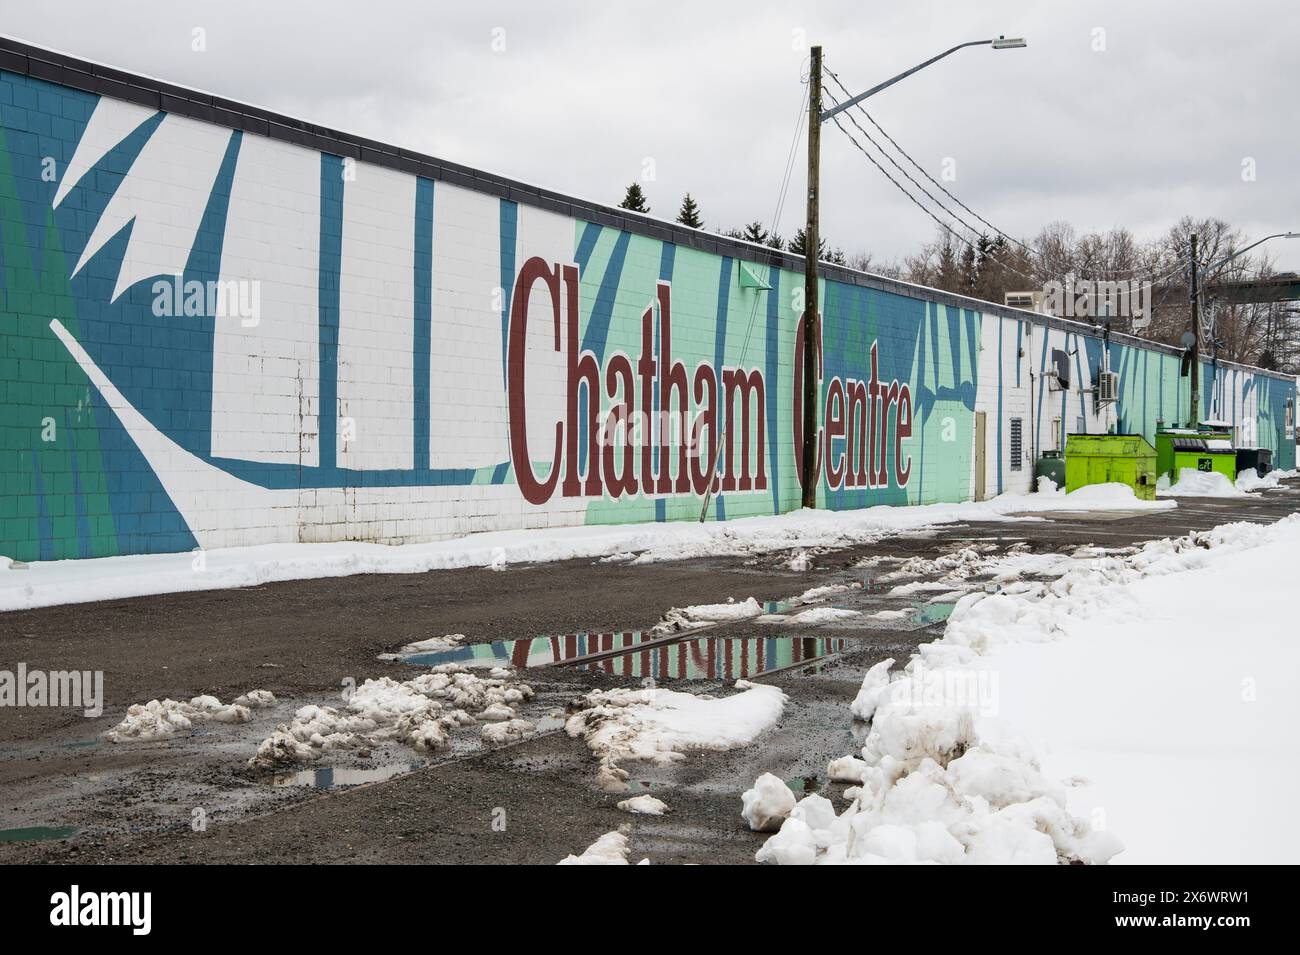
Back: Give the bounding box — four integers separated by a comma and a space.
428, 182, 509, 469
337, 162, 416, 470
211, 133, 321, 467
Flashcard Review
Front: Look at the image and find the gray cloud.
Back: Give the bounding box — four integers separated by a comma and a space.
4, 0, 1297, 270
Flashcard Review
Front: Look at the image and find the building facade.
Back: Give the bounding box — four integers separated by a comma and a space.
1, 37, 1294, 561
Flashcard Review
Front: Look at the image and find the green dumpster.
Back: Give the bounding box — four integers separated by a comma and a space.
1165, 435, 1236, 483
1155, 427, 1233, 480
1064, 433, 1159, 501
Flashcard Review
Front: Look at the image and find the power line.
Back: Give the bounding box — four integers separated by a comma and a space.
824, 59, 1168, 279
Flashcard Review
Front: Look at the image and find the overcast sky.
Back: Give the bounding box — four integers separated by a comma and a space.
4, 0, 1298, 271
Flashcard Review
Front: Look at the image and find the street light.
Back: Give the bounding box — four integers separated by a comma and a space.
800, 37, 1027, 508
1188, 231, 1298, 425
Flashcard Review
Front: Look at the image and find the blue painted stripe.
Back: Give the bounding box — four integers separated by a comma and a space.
765, 268, 781, 513
413, 177, 434, 470
318, 155, 345, 470
655, 242, 676, 523
713, 257, 733, 521
575, 221, 601, 274
493, 199, 519, 484
498, 199, 518, 385
579, 231, 631, 359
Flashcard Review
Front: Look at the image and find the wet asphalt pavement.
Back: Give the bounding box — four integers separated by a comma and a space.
2, 483, 1299, 864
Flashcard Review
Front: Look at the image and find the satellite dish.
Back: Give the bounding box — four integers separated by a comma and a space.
1050, 349, 1071, 390
1180, 331, 1196, 349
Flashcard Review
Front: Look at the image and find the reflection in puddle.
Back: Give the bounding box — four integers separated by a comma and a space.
406, 632, 654, 668
911, 602, 956, 626
579, 636, 847, 681
272, 763, 422, 790
0, 825, 78, 843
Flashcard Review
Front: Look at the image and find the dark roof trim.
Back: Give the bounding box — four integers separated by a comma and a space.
1, 35, 1293, 385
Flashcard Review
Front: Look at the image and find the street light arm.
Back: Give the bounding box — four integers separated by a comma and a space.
819, 39, 995, 122
1200, 232, 1299, 276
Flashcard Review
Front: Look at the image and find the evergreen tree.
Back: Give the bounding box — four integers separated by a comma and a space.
618, 182, 650, 213
935, 238, 960, 292
789, 228, 828, 260
742, 221, 768, 244
676, 193, 704, 228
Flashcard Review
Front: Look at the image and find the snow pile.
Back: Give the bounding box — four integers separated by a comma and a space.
1158, 468, 1243, 498
827, 755, 868, 783
1, 485, 1180, 613
1061, 482, 1170, 507
481, 718, 535, 745
377, 633, 466, 660
557, 831, 648, 865
796, 583, 856, 604
566, 681, 786, 791
105, 690, 275, 742
618, 795, 669, 815
248, 665, 533, 767
1236, 468, 1293, 492
778, 607, 860, 626
741, 772, 797, 831
233, 689, 276, 708
760, 519, 1300, 864
652, 597, 762, 633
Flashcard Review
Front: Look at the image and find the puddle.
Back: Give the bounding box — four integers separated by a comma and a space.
911, 601, 956, 626
0, 825, 78, 843
578, 635, 848, 681
406, 631, 655, 668
271, 762, 423, 790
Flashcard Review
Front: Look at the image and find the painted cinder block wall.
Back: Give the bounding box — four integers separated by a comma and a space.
0, 39, 1294, 561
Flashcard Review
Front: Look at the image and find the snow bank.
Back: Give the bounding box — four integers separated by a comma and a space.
566, 681, 786, 791
0, 486, 1178, 613
248, 665, 533, 767
761, 517, 1300, 864
105, 690, 274, 742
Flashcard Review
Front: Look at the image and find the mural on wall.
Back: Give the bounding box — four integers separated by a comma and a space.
0, 65, 1291, 562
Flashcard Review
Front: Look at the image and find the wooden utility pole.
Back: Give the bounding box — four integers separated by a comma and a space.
1188, 232, 1200, 426
802, 45, 822, 509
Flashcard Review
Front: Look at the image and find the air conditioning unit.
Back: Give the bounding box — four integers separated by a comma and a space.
1097, 371, 1119, 405
1005, 291, 1042, 311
